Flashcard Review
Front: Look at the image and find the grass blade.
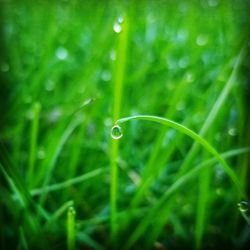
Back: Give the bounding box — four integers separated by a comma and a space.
110, 13, 129, 239
116, 115, 247, 248
67, 206, 76, 250
117, 115, 245, 198
38, 116, 83, 205
28, 102, 41, 188
31, 168, 106, 196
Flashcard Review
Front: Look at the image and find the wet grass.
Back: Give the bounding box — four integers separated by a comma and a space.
0, 0, 250, 249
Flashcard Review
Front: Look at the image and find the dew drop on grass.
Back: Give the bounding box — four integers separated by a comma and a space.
113, 22, 122, 33
68, 206, 76, 215
110, 50, 116, 61
228, 127, 237, 136
55, 47, 68, 60
111, 125, 123, 139
196, 34, 208, 46
238, 201, 249, 213
113, 16, 123, 33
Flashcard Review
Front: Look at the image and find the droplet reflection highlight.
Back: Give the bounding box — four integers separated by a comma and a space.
238, 201, 249, 213
113, 16, 123, 33
111, 125, 123, 140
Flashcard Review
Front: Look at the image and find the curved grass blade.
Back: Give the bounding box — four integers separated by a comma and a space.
31, 168, 106, 196
38, 116, 83, 206
116, 115, 247, 249
117, 115, 246, 199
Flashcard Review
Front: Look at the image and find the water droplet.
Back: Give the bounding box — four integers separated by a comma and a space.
101, 70, 111, 82
104, 118, 112, 127
178, 57, 189, 69
55, 47, 68, 60
113, 22, 122, 33
48, 107, 62, 123
45, 79, 55, 91
68, 206, 76, 215
37, 147, 46, 159
111, 125, 123, 140
113, 16, 123, 33
117, 16, 124, 24
184, 72, 194, 82
177, 30, 188, 42
176, 101, 185, 111
238, 201, 249, 213
228, 128, 237, 136
110, 50, 116, 61
196, 34, 208, 46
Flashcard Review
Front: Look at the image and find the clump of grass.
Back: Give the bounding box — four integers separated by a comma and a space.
0, 0, 250, 249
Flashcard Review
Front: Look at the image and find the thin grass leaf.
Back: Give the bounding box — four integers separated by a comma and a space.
116, 115, 247, 249
28, 102, 41, 188
31, 168, 106, 196
110, 13, 129, 239
67, 206, 76, 250
39, 116, 83, 205
117, 115, 245, 198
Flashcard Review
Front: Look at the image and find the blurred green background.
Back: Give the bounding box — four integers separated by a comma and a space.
0, 0, 250, 249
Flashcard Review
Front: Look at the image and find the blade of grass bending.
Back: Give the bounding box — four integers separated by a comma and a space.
181, 48, 245, 250
116, 115, 246, 248
0, 164, 25, 207
110, 14, 129, 239
38, 116, 83, 206
67, 206, 76, 250
141, 79, 189, 181
129, 80, 191, 211
0, 163, 50, 249
0, 163, 49, 219
123, 147, 250, 249
130, 47, 243, 215
36, 97, 94, 192
117, 115, 246, 198
177, 46, 245, 178
0, 144, 50, 222
31, 168, 106, 196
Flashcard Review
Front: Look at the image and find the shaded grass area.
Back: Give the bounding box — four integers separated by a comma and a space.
0, 0, 250, 249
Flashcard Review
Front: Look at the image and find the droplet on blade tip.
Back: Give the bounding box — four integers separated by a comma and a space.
111, 125, 123, 140
238, 201, 249, 213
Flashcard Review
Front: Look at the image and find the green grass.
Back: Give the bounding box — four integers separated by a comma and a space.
0, 0, 250, 249
110, 13, 129, 240
67, 206, 76, 250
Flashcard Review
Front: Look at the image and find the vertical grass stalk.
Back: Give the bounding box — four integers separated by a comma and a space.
110, 14, 129, 239
67, 206, 76, 250
28, 102, 41, 188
